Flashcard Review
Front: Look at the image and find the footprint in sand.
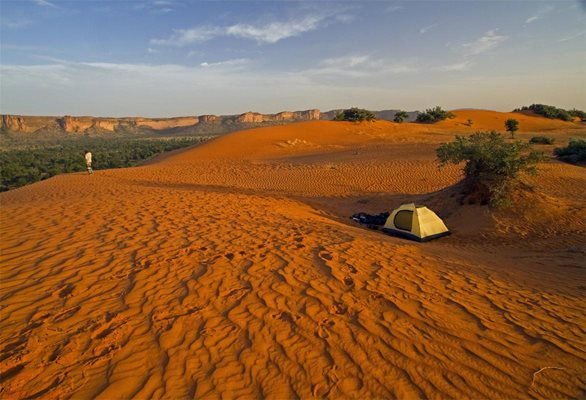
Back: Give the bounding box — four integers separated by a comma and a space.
312, 382, 331, 398
316, 318, 335, 338
343, 276, 355, 287
316, 327, 329, 338
200, 327, 216, 337
328, 302, 348, 315
319, 252, 333, 261
56, 283, 75, 298
325, 367, 340, 385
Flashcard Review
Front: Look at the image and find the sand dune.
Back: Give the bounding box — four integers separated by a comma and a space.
1, 111, 585, 399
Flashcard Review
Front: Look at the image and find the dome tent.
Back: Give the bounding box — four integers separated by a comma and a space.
382, 203, 449, 242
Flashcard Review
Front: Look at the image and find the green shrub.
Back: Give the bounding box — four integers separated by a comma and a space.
529, 136, 555, 145
437, 131, 544, 207
554, 138, 586, 164
334, 107, 376, 122
568, 109, 586, 121
393, 111, 409, 123
515, 104, 573, 121
416, 106, 455, 123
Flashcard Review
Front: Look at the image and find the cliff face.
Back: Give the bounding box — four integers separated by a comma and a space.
1, 109, 321, 136
235, 109, 321, 123
55, 116, 200, 133
2, 115, 56, 133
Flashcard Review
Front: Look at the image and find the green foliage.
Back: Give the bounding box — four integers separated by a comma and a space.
529, 136, 555, 145
0, 136, 210, 192
334, 111, 345, 121
416, 106, 455, 123
554, 138, 586, 164
505, 119, 519, 138
393, 111, 409, 123
334, 107, 376, 122
514, 104, 574, 121
437, 131, 544, 207
568, 109, 586, 121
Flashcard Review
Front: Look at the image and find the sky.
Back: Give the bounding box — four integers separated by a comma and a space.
1, 0, 585, 117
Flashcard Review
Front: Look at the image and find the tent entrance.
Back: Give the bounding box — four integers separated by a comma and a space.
394, 210, 413, 231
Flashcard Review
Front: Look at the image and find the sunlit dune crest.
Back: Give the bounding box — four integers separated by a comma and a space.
1, 110, 585, 399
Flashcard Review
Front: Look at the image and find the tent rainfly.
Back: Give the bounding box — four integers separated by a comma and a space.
382, 203, 449, 242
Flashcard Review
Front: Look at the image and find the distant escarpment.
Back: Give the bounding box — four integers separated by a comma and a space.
1, 109, 321, 139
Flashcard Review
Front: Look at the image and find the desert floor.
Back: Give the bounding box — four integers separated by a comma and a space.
1, 110, 585, 399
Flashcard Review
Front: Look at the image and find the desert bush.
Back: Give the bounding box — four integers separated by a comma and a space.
334, 107, 376, 122
437, 131, 544, 207
568, 109, 586, 121
393, 111, 409, 123
416, 106, 455, 123
505, 119, 519, 138
554, 138, 586, 164
529, 136, 555, 145
514, 104, 573, 121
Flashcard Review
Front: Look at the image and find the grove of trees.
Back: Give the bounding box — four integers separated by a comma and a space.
0, 136, 210, 192
334, 108, 376, 122
416, 106, 455, 123
393, 111, 409, 123
514, 104, 586, 122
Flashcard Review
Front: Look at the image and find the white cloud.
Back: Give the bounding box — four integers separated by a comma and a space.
335, 14, 355, 23
151, 13, 340, 46
33, 0, 57, 7
306, 55, 419, 79
385, 4, 403, 13
147, 48, 159, 54
320, 55, 370, 68
434, 61, 473, 72
150, 26, 222, 46
226, 16, 324, 44
460, 29, 508, 56
557, 30, 586, 42
524, 5, 554, 25
199, 58, 250, 68
135, 0, 176, 14
419, 24, 437, 34
0, 17, 32, 29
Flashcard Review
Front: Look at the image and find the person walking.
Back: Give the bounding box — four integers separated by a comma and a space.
84, 150, 93, 175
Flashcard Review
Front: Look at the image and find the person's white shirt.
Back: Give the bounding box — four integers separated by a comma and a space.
85, 152, 92, 164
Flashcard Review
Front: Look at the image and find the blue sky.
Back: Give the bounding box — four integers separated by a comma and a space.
1, 0, 585, 117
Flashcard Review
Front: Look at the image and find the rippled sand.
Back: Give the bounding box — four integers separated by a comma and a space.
1, 111, 585, 399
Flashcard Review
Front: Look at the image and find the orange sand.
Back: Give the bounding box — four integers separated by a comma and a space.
1, 110, 585, 399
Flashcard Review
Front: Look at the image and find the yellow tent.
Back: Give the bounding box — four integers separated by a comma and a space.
382, 203, 449, 242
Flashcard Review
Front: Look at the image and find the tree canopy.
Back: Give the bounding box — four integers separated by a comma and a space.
416, 106, 455, 123
393, 111, 409, 123
514, 104, 581, 121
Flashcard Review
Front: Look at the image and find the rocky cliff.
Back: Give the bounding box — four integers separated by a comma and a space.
1, 109, 321, 136
235, 109, 320, 123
